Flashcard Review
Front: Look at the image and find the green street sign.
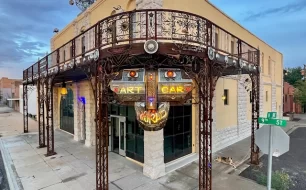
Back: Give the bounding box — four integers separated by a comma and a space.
267, 112, 277, 119
258, 117, 287, 127
258, 117, 270, 124
269, 118, 287, 127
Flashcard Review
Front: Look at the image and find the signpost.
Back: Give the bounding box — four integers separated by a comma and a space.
256, 112, 290, 190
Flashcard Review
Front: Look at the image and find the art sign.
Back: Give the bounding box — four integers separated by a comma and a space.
109, 68, 193, 131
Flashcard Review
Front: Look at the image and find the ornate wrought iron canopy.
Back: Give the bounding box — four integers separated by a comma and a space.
22, 9, 261, 190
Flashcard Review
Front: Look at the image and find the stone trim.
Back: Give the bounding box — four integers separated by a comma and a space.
271, 82, 276, 112
212, 75, 253, 152
53, 87, 59, 129
143, 130, 165, 179
136, 0, 163, 9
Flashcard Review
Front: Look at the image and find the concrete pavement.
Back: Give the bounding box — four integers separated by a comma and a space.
0, 106, 286, 190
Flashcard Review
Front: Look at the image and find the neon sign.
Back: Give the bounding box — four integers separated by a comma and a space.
161, 86, 184, 93
114, 86, 144, 94
139, 109, 168, 124
158, 84, 192, 94
135, 102, 170, 131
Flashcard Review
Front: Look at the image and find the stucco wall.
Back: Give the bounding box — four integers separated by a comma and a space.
48, 0, 283, 155
54, 80, 96, 146
215, 77, 238, 129
19, 85, 37, 115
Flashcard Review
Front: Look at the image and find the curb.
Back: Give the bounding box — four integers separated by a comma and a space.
0, 139, 22, 190
226, 124, 300, 174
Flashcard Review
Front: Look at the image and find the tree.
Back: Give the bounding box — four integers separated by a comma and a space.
284, 67, 303, 87
294, 80, 306, 111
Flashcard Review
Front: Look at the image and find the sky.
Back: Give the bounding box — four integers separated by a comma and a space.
0, 0, 305, 79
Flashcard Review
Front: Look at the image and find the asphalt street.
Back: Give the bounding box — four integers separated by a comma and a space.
240, 127, 306, 190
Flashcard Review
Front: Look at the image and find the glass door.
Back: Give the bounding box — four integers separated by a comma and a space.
111, 115, 126, 156
108, 117, 112, 151
119, 116, 126, 156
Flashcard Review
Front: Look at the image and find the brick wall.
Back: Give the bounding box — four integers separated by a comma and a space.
283, 82, 302, 114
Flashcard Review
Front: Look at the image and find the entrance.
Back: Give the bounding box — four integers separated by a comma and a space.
60, 88, 74, 134
110, 115, 126, 156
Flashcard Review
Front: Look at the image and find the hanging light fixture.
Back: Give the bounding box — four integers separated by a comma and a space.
61, 82, 68, 98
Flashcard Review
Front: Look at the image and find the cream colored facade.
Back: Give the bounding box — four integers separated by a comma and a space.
50, 0, 282, 178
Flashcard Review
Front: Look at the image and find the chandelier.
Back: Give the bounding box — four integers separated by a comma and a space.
69, 0, 96, 11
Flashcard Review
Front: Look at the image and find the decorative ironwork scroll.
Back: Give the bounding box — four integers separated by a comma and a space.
45, 77, 56, 156
38, 78, 46, 148
96, 62, 109, 190
21, 9, 262, 190
23, 84, 28, 133
250, 50, 261, 165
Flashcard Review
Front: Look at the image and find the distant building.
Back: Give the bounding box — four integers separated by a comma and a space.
283, 82, 302, 114
19, 85, 37, 117
0, 77, 22, 107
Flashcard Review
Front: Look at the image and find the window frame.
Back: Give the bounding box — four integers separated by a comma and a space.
224, 89, 229, 105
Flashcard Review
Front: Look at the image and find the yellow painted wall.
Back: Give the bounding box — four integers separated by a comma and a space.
52, 25, 74, 50
263, 85, 272, 116
163, 0, 283, 104
216, 78, 238, 129
276, 86, 282, 116
51, 0, 134, 51
50, 0, 283, 132
90, 0, 131, 25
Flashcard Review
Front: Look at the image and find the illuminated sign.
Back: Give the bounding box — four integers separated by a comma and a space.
135, 102, 170, 131
110, 83, 145, 94
114, 86, 144, 94
158, 83, 193, 94
139, 109, 168, 124
110, 68, 193, 131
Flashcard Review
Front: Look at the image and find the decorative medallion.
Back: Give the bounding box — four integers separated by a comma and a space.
208, 47, 215, 60
224, 56, 229, 64
93, 49, 99, 61
239, 59, 243, 68
144, 40, 159, 54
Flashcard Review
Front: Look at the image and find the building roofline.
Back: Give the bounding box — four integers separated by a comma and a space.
51, 0, 106, 42
207, 1, 282, 55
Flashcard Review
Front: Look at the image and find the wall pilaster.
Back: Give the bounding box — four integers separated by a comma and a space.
143, 130, 165, 179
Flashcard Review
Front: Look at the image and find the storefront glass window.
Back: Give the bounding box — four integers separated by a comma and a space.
164, 105, 192, 163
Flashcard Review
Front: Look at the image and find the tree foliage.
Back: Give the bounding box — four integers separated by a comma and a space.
294, 80, 306, 105
284, 67, 303, 87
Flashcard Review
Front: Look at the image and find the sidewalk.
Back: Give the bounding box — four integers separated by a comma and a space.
1, 130, 267, 190
2, 107, 302, 190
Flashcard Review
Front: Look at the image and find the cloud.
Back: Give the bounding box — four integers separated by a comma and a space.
0, 0, 80, 78
244, 1, 306, 21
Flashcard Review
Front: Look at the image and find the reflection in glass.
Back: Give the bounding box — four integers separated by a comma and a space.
110, 104, 144, 163
60, 88, 74, 134
164, 105, 192, 163
112, 117, 119, 154
120, 122, 124, 150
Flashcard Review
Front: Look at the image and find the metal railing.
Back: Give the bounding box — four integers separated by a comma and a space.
23, 9, 259, 81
